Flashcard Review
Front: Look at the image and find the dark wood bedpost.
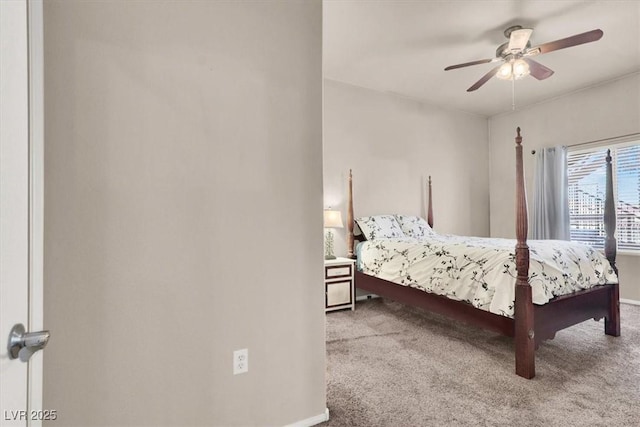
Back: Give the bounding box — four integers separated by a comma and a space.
514, 127, 535, 379
347, 169, 355, 259
604, 150, 620, 336
604, 150, 618, 275
427, 176, 433, 228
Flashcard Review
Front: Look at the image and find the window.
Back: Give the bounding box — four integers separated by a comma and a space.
567, 141, 640, 251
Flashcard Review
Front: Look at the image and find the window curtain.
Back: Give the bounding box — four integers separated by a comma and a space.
532, 146, 570, 240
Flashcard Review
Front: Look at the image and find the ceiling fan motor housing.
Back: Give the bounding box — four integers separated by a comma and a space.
504, 25, 524, 38
496, 41, 531, 59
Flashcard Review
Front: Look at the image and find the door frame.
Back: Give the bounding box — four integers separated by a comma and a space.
27, 0, 45, 420
0, 0, 43, 423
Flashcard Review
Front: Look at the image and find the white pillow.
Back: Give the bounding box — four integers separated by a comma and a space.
395, 215, 434, 239
355, 215, 405, 240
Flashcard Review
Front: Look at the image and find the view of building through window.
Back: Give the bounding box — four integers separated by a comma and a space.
567, 142, 640, 251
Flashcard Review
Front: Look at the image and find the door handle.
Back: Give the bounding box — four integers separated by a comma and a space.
7, 323, 50, 362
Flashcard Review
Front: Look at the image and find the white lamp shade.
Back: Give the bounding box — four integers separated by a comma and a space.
324, 210, 343, 228
512, 59, 530, 79
496, 62, 512, 80
496, 59, 530, 81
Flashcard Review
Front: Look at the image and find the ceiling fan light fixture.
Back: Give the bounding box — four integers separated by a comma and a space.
496, 62, 512, 80
512, 59, 530, 80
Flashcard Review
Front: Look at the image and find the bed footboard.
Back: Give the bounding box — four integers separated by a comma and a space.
513, 129, 620, 378
533, 286, 611, 344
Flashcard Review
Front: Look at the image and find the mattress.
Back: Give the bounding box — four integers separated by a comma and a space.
356, 234, 618, 318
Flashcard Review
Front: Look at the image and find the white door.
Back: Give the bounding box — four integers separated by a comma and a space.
0, 1, 45, 425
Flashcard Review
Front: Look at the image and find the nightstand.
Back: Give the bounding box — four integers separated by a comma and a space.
324, 257, 356, 312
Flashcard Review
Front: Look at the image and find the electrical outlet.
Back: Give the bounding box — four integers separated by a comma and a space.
233, 349, 248, 375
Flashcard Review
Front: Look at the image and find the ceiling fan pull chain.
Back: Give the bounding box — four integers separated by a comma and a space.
512, 77, 516, 111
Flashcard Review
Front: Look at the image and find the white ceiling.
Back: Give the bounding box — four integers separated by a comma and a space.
323, 0, 640, 117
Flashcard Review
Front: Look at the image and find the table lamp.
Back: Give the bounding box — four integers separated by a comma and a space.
324, 209, 343, 260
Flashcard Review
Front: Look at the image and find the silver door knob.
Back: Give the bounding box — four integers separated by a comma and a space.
7, 323, 50, 362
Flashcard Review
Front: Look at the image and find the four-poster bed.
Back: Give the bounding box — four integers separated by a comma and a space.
346, 127, 620, 379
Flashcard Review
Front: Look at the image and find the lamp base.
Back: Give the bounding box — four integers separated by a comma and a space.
324, 229, 337, 260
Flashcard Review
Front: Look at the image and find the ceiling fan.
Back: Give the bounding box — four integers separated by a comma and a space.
445, 26, 603, 92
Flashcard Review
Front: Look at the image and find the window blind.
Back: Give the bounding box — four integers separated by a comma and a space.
615, 144, 640, 250
567, 143, 640, 251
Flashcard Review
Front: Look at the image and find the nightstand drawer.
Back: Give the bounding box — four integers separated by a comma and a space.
326, 280, 352, 307
325, 264, 352, 279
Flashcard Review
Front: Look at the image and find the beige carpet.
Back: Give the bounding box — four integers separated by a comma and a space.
324, 299, 640, 426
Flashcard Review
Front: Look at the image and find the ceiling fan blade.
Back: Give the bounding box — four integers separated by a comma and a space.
523, 58, 554, 80
445, 58, 498, 71
508, 28, 533, 52
467, 64, 502, 92
527, 29, 603, 56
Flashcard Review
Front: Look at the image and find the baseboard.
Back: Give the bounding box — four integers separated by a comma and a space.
621, 298, 640, 306
284, 408, 329, 427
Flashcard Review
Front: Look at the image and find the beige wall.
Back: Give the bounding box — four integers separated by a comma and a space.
488, 72, 640, 300
43, 1, 325, 426
323, 80, 490, 257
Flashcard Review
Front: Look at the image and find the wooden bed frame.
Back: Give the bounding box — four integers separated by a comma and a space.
347, 127, 620, 379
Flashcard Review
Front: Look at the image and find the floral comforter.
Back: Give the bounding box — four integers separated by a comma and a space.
357, 234, 618, 317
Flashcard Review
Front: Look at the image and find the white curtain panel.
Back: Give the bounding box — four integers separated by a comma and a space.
532, 146, 570, 240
